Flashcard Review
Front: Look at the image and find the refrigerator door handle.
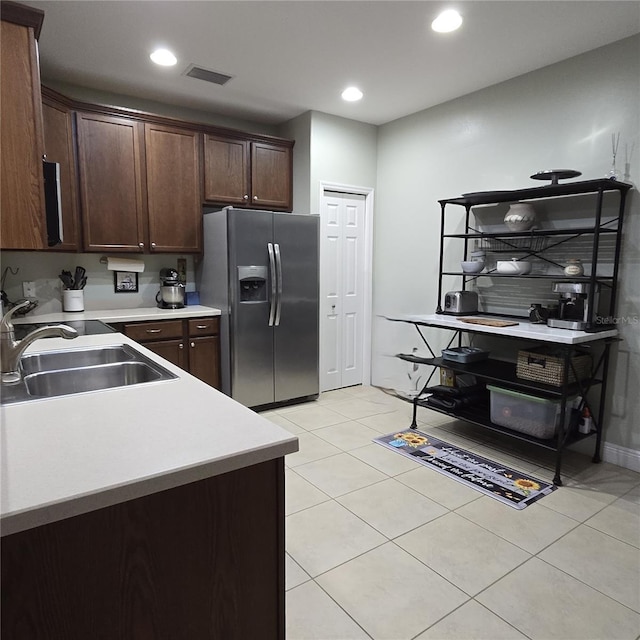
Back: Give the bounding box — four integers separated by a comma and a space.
274, 243, 283, 326
268, 242, 277, 326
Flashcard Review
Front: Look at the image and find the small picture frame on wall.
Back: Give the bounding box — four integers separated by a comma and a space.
114, 271, 139, 293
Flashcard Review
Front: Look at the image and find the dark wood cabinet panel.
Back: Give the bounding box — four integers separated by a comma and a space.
189, 336, 221, 389
204, 136, 293, 211
123, 318, 220, 389
1, 458, 285, 640
144, 338, 187, 370
76, 112, 145, 252
41, 93, 80, 251
0, 16, 46, 250
203, 134, 249, 205
251, 141, 292, 211
123, 319, 184, 341
145, 123, 202, 253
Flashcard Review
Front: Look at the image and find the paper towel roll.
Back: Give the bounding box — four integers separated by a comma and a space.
106, 257, 145, 273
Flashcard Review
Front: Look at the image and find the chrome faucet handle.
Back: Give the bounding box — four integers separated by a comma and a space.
0, 300, 32, 334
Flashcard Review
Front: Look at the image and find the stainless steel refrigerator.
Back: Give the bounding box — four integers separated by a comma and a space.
197, 207, 319, 408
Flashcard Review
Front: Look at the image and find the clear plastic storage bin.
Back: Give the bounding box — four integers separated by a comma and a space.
487, 385, 574, 440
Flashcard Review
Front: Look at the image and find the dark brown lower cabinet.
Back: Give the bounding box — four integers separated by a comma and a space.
1, 458, 285, 640
117, 317, 220, 389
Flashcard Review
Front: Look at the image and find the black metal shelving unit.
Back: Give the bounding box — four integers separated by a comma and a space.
398, 178, 632, 486
435, 178, 631, 324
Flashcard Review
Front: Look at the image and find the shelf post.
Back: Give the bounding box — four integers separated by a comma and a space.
435, 202, 447, 313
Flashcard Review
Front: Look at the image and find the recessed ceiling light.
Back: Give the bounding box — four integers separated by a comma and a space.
431, 9, 463, 33
150, 48, 177, 66
342, 86, 363, 102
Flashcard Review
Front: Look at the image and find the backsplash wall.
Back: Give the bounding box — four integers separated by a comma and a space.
1, 252, 196, 316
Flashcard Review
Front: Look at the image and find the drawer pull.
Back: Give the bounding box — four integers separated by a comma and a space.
196, 324, 208, 329
146, 329, 162, 334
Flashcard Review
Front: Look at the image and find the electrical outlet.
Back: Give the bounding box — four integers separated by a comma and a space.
22, 281, 36, 298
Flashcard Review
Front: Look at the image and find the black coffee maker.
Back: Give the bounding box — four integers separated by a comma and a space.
156, 268, 185, 309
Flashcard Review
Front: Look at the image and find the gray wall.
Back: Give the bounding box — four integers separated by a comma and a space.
373, 35, 640, 456
309, 111, 378, 213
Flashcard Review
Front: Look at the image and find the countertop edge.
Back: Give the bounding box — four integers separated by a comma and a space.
1, 331, 298, 537
1, 439, 297, 537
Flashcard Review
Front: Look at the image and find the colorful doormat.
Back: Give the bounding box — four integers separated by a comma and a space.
374, 430, 556, 509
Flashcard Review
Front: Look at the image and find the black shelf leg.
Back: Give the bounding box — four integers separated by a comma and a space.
410, 397, 418, 429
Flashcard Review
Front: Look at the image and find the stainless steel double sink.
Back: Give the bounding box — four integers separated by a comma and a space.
1, 344, 177, 405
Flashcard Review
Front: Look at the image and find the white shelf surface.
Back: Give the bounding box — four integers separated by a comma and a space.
386, 314, 618, 345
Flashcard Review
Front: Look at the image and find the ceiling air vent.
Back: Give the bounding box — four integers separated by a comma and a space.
183, 64, 233, 86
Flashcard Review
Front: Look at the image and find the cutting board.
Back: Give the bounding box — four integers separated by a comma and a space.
459, 317, 520, 327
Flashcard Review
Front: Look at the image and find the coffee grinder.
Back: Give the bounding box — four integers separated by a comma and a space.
546, 282, 608, 330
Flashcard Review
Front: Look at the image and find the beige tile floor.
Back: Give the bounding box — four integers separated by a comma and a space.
259, 385, 640, 640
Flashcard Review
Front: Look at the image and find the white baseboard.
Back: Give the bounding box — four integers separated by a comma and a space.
602, 442, 640, 474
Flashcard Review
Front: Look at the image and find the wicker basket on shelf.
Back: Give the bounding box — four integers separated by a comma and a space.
516, 346, 592, 386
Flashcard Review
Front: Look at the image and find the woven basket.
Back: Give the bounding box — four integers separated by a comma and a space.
516, 347, 592, 386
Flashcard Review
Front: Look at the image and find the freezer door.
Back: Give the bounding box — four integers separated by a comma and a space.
228, 209, 275, 407
273, 213, 319, 402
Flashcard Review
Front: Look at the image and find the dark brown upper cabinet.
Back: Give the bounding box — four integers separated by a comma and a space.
204, 135, 293, 211
41, 88, 81, 252
144, 123, 202, 253
76, 112, 146, 252
0, 3, 47, 250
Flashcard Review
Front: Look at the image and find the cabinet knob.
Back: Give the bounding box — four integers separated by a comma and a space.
190, 341, 195, 348
179, 343, 184, 350
243, 194, 249, 200
138, 242, 144, 249
253, 195, 258, 201
151, 242, 157, 249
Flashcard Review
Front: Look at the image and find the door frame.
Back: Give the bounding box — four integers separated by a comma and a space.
319, 181, 374, 388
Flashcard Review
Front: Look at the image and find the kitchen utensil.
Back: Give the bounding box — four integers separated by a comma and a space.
443, 291, 478, 315
74, 266, 86, 288
496, 259, 532, 275
458, 317, 519, 327
461, 260, 485, 274
59, 270, 74, 289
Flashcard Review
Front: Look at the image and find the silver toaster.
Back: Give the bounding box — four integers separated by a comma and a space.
443, 290, 478, 315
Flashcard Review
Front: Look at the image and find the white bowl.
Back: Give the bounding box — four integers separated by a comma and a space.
461, 260, 485, 273
496, 259, 532, 275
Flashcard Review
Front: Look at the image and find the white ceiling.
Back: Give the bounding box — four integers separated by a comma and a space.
29, 0, 640, 126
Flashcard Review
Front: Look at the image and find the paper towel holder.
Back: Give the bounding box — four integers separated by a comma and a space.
100, 256, 145, 273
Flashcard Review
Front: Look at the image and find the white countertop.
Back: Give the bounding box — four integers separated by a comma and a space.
13, 305, 221, 325
0, 331, 297, 537
386, 314, 619, 345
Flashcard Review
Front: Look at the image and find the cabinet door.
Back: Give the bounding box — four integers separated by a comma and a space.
250, 142, 292, 211
145, 123, 202, 253
203, 134, 249, 206
144, 338, 187, 371
42, 96, 80, 251
0, 19, 46, 250
76, 113, 145, 252
189, 336, 221, 389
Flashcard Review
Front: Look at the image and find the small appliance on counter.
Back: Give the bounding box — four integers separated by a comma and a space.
156, 268, 185, 309
443, 290, 478, 315
546, 281, 609, 331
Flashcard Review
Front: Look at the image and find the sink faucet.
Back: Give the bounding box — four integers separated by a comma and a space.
1, 301, 78, 383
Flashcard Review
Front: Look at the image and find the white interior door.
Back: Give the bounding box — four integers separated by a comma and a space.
320, 191, 366, 391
